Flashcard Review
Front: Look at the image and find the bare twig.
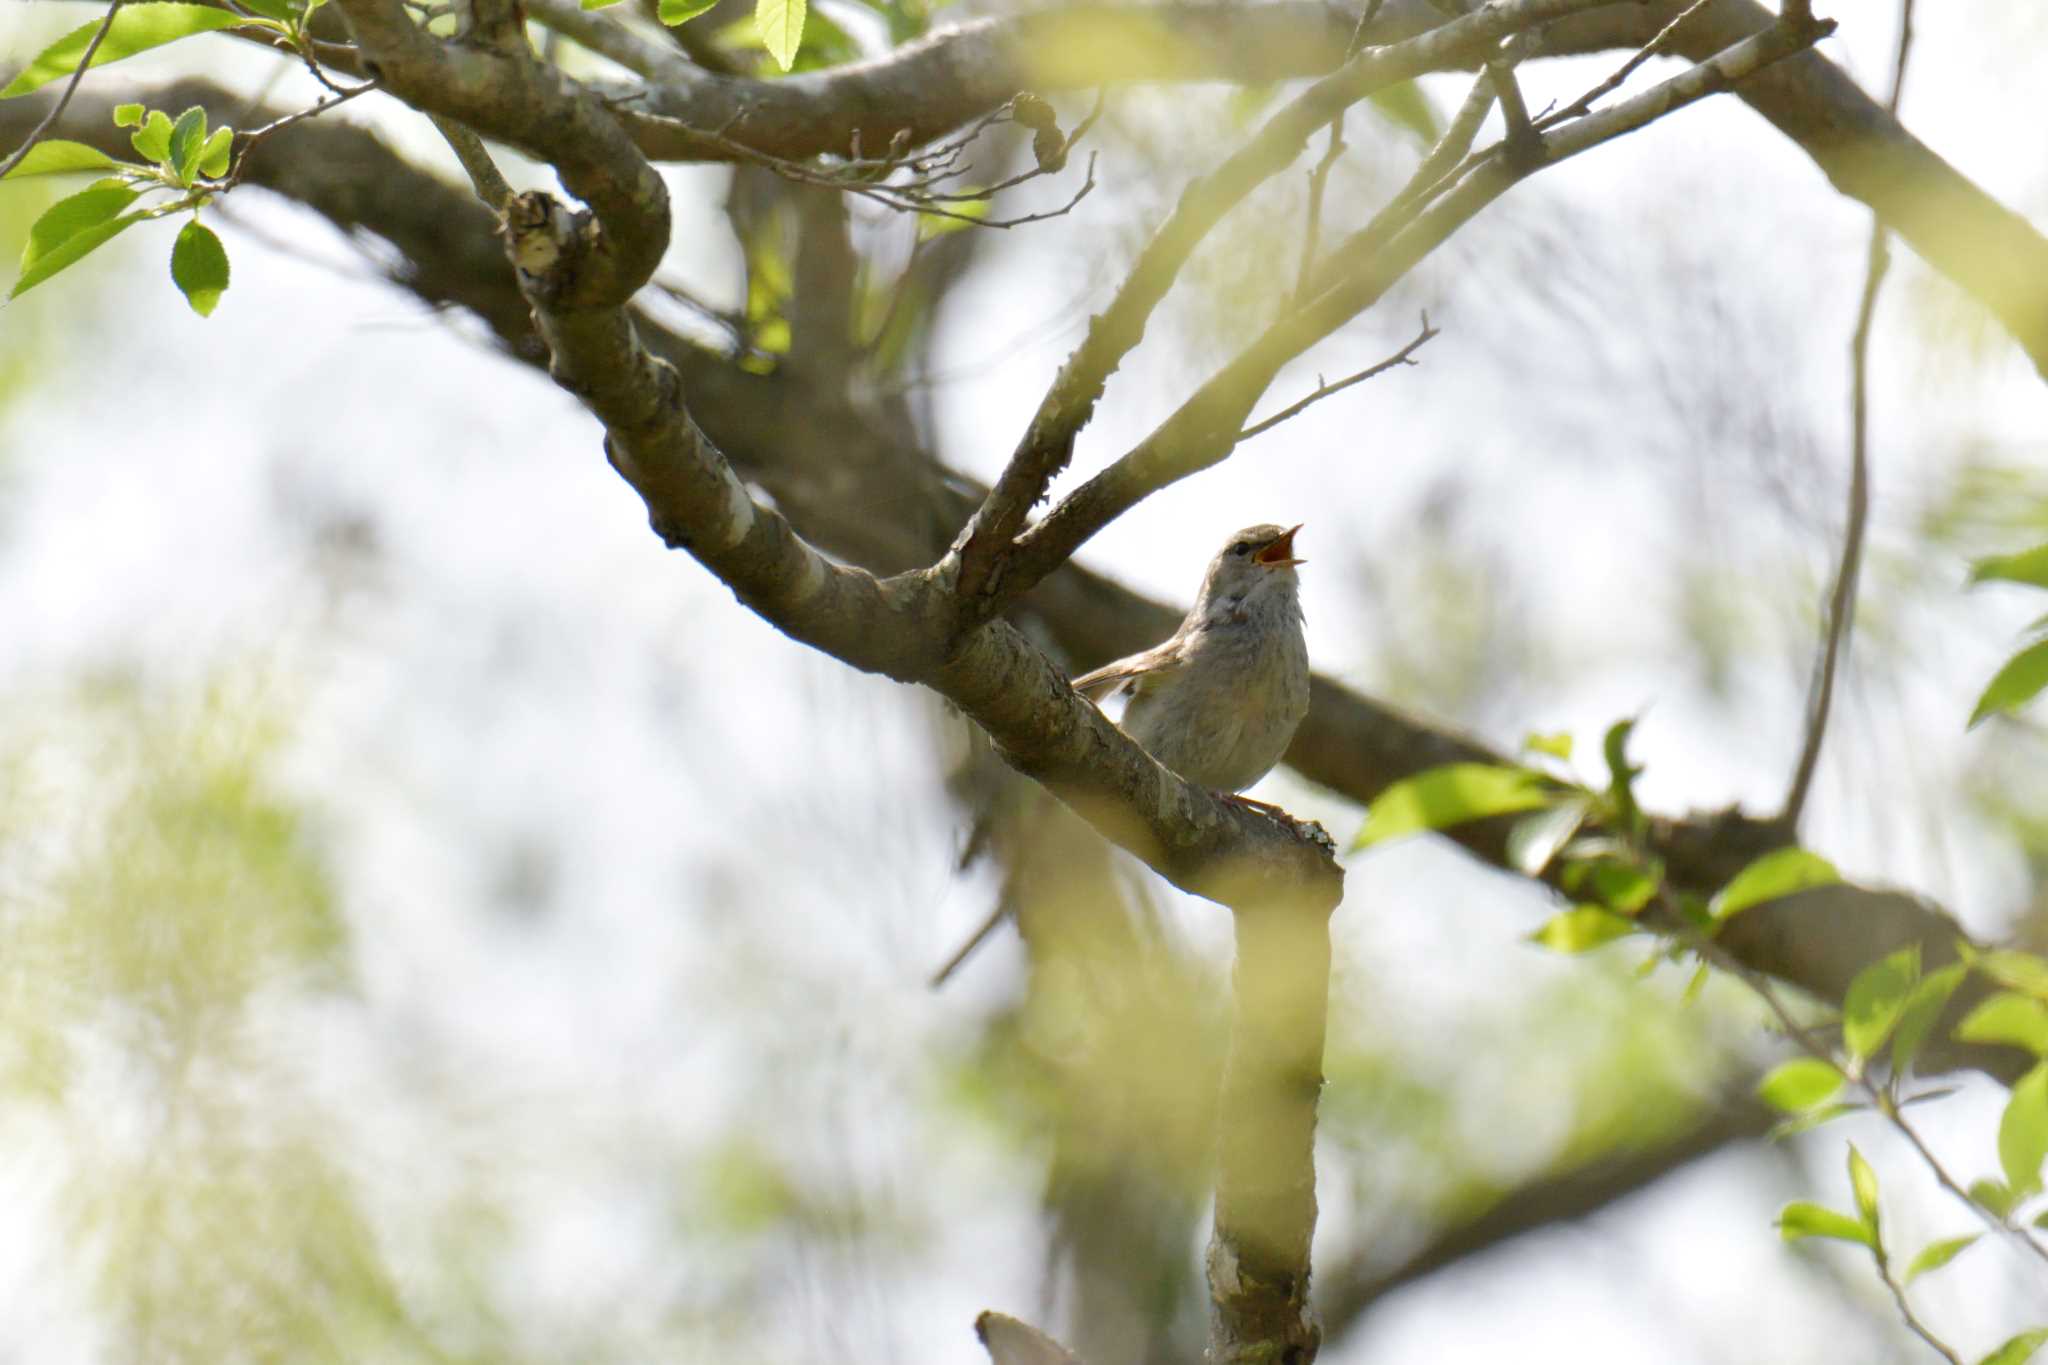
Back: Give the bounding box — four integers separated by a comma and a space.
0, 0, 126, 180
1293, 118, 1348, 302
226, 77, 381, 185
429, 114, 513, 211
525, 0, 692, 80
1536, 0, 1716, 130
1783, 0, 1913, 828
1237, 312, 1438, 443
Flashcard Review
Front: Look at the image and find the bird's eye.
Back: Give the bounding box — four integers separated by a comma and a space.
1231, 541, 1251, 557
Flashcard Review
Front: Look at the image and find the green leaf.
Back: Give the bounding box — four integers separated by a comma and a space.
584, 0, 629, 7
1601, 717, 1643, 832
1776, 1201, 1874, 1249
1757, 1057, 1846, 1113
1529, 906, 1636, 954
1978, 1329, 2048, 1365
1366, 79, 1441, 146
1843, 946, 1919, 1063
1902, 1233, 1979, 1284
1958, 992, 2048, 1057
1, 138, 118, 179
1846, 1143, 1880, 1233
1585, 858, 1660, 915
755, 0, 807, 70
132, 109, 174, 164
1892, 963, 1967, 1075
1522, 730, 1572, 762
1351, 763, 1553, 850
169, 219, 229, 316
11, 185, 143, 299
657, 0, 718, 20
1970, 543, 2048, 590
1976, 949, 2048, 1001
1505, 796, 1588, 876
1998, 1062, 2048, 1196
1970, 638, 2048, 728
196, 125, 233, 179
917, 197, 991, 240
1, 6, 257, 100
113, 102, 144, 128
20, 182, 135, 269
1681, 962, 1710, 1005
235, 0, 308, 20
1969, 1177, 2017, 1219
167, 106, 207, 186
1768, 1101, 1858, 1140
1709, 847, 1840, 921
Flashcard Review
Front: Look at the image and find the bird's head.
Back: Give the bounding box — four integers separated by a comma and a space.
1198, 522, 1304, 617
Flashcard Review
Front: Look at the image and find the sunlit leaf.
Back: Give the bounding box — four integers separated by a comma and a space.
1902, 1233, 1979, 1285
1998, 1062, 2048, 1196
1757, 1057, 1845, 1113
167, 106, 207, 186
1522, 730, 1572, 762
1529, 906, 1635, 953
1776, 1200, 1873, 1248
917, 196, 991, 240
1958, 992, 2048, 1057
756, 0, 806, 71
1709, 847, 1839, 921
169, 219, 229, 316
1, 5, 257, 99
196, 125, 233, 179
12, 183, 142, 299
1351, 763, 1553, 850
1970, 638, 2048, 728
113, 102, 144, 128
1505, 795, 1588, 876
1969, 1177, 2017, 1219
1976, 949, 2048, 1001
1892, 963, 1967, 1075
132, 109, 174, 164
1843, 946, 1919, 1063
1979, 1328, 2048, 1365
1846, 1143, 1880, 1232
1, 139, 117, 179
1970, 543, 2048, 590
1585, 858, 1659, 915
657, 0, 718, 21
1768, 1101, 1858, 1140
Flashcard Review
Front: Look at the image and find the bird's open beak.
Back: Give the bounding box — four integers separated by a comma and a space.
1254, 524, 1304, 568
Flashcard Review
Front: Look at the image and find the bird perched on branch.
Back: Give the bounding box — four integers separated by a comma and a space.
1072, 523, 1310, 800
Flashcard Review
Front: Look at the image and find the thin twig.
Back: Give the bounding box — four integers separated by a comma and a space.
1875, 1256, 1964, 1365
0, 0, 126, 180
1294, 118, 1347, 302
226, 78, 380, 185
429, 114, 513, 211
1237, 312, 1438, 443
1783, 0, 1913, 828
1535, 0, 1716, 131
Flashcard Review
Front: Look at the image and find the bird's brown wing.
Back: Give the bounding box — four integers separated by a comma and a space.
1070, 639, 1188, 701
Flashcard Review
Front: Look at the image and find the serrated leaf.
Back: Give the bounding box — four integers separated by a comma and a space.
113, 102, 144, 128
1979, 1328, 2048, 1365
132, 110, 174, 164
167, 106, 207, 186
1505, 796, 1588, 876
1998, 1062, 2048, 1197
170, 219, 229, 316
1970, 638, 2048, 728
1709, 847, 1840, 921
196, 125, 233, 179
1351, 763, 1554, 850
1776, 1200, 1874, 1248
1843, 946, 1920, 1063
1892, 963, 1967, 1075
1522, 730, 1572, 762
1757, 1057, 1845, 1113
1902, 1233, 1979, 1284
1846, 1144, 1880, 1232
1, 139, 118, 179
1530, 906, 1636, 954
2, 5, 256, 100
755, 0, 806, 71
657, 0, 718, 21
1970, 543, 2048, 590
1958, 992, 2048, 1057
235, 0, 306, 20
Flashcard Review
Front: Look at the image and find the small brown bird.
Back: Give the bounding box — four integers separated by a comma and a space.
1072, 523, 1309, 796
